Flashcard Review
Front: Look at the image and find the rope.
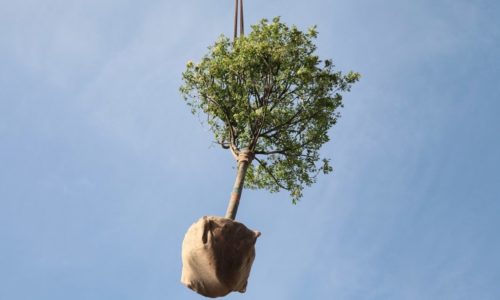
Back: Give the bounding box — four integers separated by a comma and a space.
234, 0, 244, 41
240, 0, 244, 36
237, 149, 253, 163
232, 0, 250, 165
234, 0, 238, 40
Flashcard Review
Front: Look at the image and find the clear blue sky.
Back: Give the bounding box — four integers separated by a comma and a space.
1, 0, 499, 299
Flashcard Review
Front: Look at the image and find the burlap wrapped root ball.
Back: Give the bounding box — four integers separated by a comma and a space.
181, 216, 261, 298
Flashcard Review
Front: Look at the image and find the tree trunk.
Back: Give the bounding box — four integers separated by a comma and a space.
225, 151, 252, 220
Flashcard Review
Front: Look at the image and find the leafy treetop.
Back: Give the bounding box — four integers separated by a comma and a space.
180, 17, 360, 203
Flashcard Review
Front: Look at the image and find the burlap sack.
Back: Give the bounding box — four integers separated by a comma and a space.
181, 216, 260, 298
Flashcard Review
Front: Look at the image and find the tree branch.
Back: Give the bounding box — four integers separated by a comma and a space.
200, 92, 240, 158
255, 135, 320, 156
254, 156, 289, 190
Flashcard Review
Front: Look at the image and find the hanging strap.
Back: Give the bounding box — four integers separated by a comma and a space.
240, 0, 244, 36
234, 0, 244, 41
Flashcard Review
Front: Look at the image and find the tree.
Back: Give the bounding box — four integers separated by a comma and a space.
180, 17, 360, 219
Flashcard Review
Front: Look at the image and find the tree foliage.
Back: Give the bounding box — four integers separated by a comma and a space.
180, 17, 360, 203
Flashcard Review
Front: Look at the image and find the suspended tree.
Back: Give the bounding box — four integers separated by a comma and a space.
180, 3, 360, 297
180, 17, 360, 220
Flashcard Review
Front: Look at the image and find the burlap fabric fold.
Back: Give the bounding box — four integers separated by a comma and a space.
181, 216, 260, 298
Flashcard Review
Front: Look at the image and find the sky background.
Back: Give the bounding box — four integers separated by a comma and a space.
1, 0, 499, 299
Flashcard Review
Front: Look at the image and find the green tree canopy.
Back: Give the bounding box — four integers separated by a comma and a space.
181, 17, 359, 205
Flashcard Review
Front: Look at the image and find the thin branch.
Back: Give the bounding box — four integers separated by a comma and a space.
254, 156, 289, 190
255, 135, 320, 156
200, 92, 240, 158
259, 106, 305, 136
217, 139, 230, 149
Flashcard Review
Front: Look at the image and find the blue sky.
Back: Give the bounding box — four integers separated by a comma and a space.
1, 0, 499, 299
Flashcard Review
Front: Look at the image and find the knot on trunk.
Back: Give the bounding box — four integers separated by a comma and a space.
237, 150, 253, 164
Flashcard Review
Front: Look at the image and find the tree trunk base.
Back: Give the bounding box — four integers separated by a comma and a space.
181, 216, 260, 298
